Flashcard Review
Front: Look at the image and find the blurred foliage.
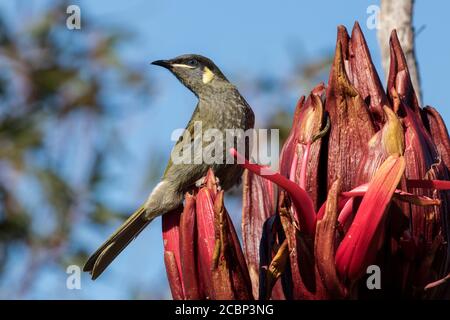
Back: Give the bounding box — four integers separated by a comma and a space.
0, 1, 152, 297
0, 1, 332, 299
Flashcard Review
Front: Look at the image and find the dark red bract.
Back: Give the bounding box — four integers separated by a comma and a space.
162, 22, 450, 300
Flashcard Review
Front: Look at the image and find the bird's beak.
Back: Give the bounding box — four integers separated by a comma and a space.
151, 60, 172, 69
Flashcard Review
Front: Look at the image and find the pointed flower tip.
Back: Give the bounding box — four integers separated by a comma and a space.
390, 29, 400, 46
352, 21, 361, 31
205, 168, 218, 191
382, 105, 405, 156
337, 25, 349, 40
298, 92, 325, 144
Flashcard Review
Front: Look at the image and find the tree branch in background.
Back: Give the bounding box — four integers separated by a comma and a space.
378, 0, 422, 104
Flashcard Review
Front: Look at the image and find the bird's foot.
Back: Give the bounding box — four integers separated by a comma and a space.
195, 176, 220, 189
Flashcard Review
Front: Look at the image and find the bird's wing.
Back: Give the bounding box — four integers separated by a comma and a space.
235, 91, 255, 129
162, 104, 200, 179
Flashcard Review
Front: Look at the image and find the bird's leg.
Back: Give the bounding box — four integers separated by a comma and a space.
195, 175, 220, 188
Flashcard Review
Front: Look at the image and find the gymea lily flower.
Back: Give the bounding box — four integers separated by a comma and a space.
235, 22, 450, 299
162, 169, 253, 300
162, 22, 450, 300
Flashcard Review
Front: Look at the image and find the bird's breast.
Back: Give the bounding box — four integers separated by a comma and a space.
198, 96, 252, 131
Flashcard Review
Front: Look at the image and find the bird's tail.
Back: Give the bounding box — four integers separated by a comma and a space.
83, 206, 153, 280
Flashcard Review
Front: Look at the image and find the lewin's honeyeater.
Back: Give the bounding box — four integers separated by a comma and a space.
84, 54, 255, 279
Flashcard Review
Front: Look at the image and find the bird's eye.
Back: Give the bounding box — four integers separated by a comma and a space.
187, 59, 198, 67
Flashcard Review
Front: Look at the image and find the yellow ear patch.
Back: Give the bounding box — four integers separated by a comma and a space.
202, 67, 215, 84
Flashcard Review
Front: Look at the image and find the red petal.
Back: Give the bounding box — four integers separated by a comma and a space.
423, 106, 450, 169
335, 155, 406, 281
164, 252, 184, 300
211, 191, 253, 299
230, 148, 316, 235
349, 22, 387, 127
406, 179, 450, 190
195, 175, 218, 298
241, 169, 275, 298
325, 26, 376, 193
279, 96, 305, 178
179, 193, 203, 299
162, 208, 184, 299
315, 179, 347, 298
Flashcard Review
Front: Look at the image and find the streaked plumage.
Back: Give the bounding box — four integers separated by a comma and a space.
84, 54, 254, 279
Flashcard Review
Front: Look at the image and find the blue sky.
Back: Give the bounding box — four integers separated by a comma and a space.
1, 0, 449, 299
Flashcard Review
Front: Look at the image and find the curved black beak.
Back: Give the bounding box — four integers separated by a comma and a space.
151, 60, 172, 69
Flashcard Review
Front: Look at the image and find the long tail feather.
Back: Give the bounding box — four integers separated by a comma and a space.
83, 206, 153, 280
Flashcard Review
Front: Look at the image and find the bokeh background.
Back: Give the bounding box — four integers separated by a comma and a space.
0, 0, 448, 299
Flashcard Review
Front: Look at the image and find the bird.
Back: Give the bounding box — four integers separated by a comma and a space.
83, 54, 255, 280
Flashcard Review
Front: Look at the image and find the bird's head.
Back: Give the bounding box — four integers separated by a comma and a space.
151, 54, 229, 97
